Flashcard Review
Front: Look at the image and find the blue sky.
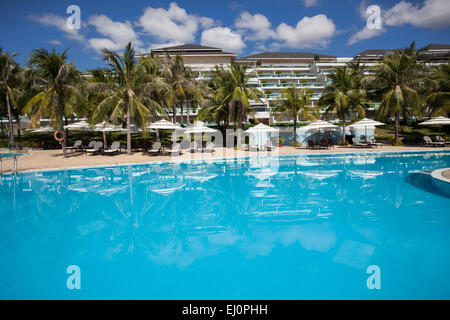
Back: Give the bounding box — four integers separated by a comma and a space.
1, 0, 449, 71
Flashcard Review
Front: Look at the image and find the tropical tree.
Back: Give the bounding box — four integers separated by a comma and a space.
89, 42, 166, 155
319, 66, 366, 143
198, 66, 235, 127
363, 43, 422, 143
24, 48, 83, 156
206, 63, 264, 129
0, 48, 22, 149
423, 64, 450, 117
161, 54, 196, 124
273, 85, 316, 144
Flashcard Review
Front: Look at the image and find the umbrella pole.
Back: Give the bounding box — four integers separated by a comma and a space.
156, 129, 160, 142
103, 131, 107, 149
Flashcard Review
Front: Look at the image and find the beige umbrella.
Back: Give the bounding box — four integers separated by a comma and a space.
93, 122, 126, 148
148, 120, 183, 142
349, 118, 385, 140
302, 120, 338, 144
64, 120, 91, 130
419, 116, 450, 137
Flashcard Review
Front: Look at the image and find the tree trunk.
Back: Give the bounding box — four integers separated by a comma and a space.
57, 95, 67, 157
180, 103, 184, 125
126, 102, 131, 155
394, 111, 399, 143
5, 89, 15, 150
293, 115, 297, 144
17, 116, 21, 137
341, 116, 346, 143
186, 99, 190, 125
172, 104, 177, 124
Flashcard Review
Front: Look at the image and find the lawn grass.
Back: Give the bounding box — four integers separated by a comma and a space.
375, 124, 450, 144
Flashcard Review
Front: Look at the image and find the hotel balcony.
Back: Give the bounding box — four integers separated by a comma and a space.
259, 82, 324, 89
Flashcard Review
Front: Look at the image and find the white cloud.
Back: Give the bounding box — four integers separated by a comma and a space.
302, 0, 320, 7
201, 27, 246, 53
48, 40, 62, 46
384, 0, 450, 28
348, 26, 386, 45
137, 2, 216, 43
87, 14, 141, 52
234, 11, 277, 41
29, 13, 84, 42
275, 14, 336, 49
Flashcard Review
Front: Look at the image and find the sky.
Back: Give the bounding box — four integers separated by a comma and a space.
1, 0, 449, 71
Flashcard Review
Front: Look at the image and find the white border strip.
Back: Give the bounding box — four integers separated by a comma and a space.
3, 149, 450, 176
431, 168, 450, 184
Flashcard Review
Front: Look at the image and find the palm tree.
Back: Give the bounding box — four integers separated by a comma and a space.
214, 63, 264, 129
183, 67, 202, 125
162, 54, 194, 124
364, 43, 422, 143
0, 48, 22, 149
273, 85, 316, 144
319, 66, 365, 143
424, 64, 450, 117
199, 66, 235, 127
24, 48, 82, 156
90, 42, 166, 155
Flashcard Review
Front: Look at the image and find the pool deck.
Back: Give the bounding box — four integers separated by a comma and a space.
1, 145, 449, 173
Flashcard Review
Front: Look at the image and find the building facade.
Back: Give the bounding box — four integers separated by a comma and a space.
138, 43, 449, 125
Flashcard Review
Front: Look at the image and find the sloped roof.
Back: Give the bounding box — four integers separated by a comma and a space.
419, 44, 450, 51
152, 44, 221, 52
150, 44, 236, 56
237, 52, 336, 61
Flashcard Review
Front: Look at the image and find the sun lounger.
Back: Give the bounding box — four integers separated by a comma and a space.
436, 136, 450, 145
82, 140, 96, 151
86, 141, 103, 154
189, 141, 202, 153
307, 140, 319, 149
352, 137, 370, 148
180, 140, 191, 150
266, 140, 276, 151
366, 137, 383, 148
167, 143, 181, 156
319, 139, 331, 149
103, 141, 121, 155
249, 142, 259, 152
66, 140, 82, 151
148, 142, 162, 155
423, 136, 444, 147
203, 142, 215, 153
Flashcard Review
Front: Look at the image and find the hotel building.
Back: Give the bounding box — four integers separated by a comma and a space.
137, 43, 449, 125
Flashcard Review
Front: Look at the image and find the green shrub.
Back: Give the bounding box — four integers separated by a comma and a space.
375, 135, 395, 143
339, 141, 349, 146
291, 141, 302, 147
392, 140, 403, 146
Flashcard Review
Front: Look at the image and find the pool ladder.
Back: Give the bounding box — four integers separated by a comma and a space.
0, 156, 18, 175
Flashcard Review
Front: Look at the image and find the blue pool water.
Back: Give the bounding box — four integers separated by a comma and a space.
0, 153, 25, 159
0, 151, 449, 299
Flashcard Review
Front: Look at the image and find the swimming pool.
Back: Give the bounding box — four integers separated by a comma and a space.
0, 152, 25, 159
1, 151, 449, 299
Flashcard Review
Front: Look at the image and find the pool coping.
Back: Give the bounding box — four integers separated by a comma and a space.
3, 149, 450, 176
431, 168, 450, 184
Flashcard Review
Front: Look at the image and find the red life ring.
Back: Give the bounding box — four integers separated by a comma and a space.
54, 130, 65, 142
